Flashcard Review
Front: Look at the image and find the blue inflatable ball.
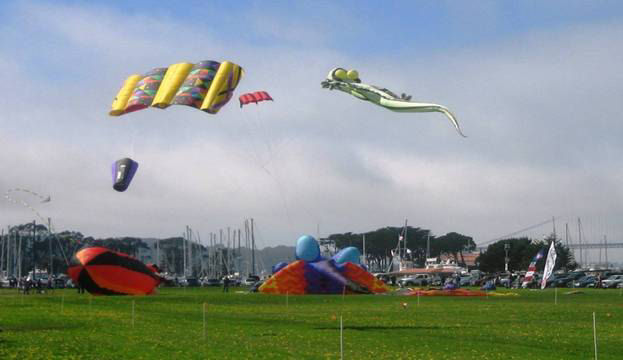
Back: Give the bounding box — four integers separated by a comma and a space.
295, 235, 321, 262
272, 261, 288, 274
332, 246, 361, 265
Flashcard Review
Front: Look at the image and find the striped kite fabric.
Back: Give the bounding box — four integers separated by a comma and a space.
521, 249, 545, 288
239, 91, 273, 107
67, 247, 162, 295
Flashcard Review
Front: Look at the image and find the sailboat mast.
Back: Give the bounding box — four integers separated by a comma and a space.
426, 231, 430, 259
362, 233, 366, 267
578, 218, 583, 268
251, 218, 256, 275
403, 219, 408, 269
604, 235, 608, 269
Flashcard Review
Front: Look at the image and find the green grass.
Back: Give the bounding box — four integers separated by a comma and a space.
1, 287, 622, 359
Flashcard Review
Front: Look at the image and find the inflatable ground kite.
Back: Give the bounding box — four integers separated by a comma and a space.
110, 60, 243, 116
67, 247, 162, 295
321, 67, 465, 137
259, 235, 389, 295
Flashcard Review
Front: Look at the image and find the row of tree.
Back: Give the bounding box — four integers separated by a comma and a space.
326, 226, 476, 271
326, 227, 576, 273
476, 235, 577, 272
1, 222, 577, 277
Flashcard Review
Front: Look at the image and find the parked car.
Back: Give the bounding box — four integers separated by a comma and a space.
179, 277, 200, 287
1, 276, 17, 288
202, 278, 221, 287
601, 275, 623, 288
573, 275, 597, 288
53, 278, 66, 289
544, 274, 566, 288
459, 276, 473, 287
398, 274, 431, 287
543, 272, 578, 288
243, 275, 260, 286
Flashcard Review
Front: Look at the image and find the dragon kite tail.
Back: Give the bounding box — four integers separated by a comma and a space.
435, 105, 466, 138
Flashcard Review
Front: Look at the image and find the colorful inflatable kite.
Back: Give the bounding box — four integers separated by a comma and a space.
67, 247, 162, 295
112, 158, 139, 192
239, 91, 273, 108
321, 67, 466, 137
259, 235, 389, 295
110, 60, 244, 116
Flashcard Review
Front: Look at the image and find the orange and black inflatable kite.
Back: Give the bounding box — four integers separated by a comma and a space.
67, 247, 162, 295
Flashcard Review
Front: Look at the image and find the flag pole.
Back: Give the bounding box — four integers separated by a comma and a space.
593, 312, 598, 360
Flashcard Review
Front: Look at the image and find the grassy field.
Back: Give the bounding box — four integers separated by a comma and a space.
1, 286, 622, 359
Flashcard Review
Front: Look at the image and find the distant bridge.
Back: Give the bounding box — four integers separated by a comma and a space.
476, 242, 623, 252
567, 242, 623, 249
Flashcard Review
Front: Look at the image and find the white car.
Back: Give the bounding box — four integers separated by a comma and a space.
398, 274, 431, 287
601, 275, 623, 288
243, 276, 260, 286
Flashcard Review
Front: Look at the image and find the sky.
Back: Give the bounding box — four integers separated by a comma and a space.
1, 1, 622, 264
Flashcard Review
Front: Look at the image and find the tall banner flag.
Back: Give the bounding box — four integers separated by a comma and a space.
521, 249, 545, 288
541, 241, 558, 289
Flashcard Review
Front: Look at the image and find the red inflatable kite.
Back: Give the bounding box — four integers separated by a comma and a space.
67, 247, 162, 295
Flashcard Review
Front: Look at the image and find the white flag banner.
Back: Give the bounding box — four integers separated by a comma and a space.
541, 241, 557, 289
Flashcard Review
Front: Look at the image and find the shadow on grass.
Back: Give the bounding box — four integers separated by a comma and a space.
4, 323, 83, 332
313, 325, 456, 331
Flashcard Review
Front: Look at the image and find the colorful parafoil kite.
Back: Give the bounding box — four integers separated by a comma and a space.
112, 158, 139, 192
321, 67, 466, 137
67, 247, 162, 295
239, 91, 273, 108
110, 60, 244, 116
259, 235, 389, 295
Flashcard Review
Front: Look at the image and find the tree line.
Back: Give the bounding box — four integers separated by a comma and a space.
1, 222, 576, 277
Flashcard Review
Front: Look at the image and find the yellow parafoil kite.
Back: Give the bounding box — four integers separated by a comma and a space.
110, 60, 244, 116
